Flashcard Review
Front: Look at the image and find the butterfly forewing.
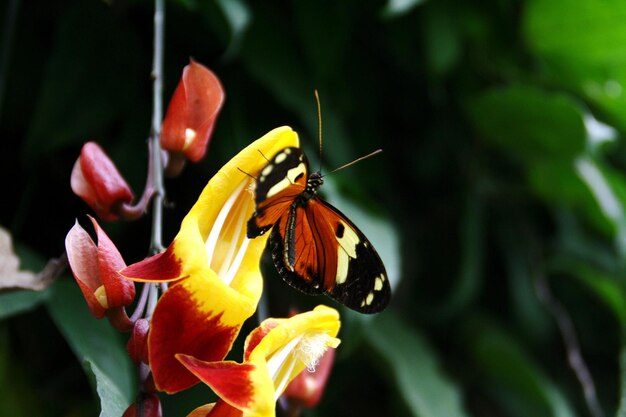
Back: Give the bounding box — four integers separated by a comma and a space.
247, 147, 308, 238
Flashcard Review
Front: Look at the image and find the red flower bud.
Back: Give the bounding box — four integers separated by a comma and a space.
127, 318, 150, 365
161, 59, 224, 163
282, 347, 336, 408
65, 216, 135, 319
123, 394, 162, 417
71, 142, 135, 221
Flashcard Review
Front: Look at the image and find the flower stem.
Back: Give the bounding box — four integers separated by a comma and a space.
149, 0, 165, 255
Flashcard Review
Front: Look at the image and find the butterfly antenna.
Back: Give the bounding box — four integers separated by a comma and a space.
315, 89, 323, 173
325, 149, 383, 176
237, 167, 257, 180
257, 149, 270, 162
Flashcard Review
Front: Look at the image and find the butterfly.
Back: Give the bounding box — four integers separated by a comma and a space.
246, 146, 391, 314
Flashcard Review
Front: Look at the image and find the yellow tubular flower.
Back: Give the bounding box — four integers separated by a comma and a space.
122, 127, 299, 393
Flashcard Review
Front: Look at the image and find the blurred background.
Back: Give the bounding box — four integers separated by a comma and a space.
2, 0, 626, 416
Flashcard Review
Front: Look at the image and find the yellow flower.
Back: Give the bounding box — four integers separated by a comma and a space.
122, 126, 299, 393
178, 305, 341, 417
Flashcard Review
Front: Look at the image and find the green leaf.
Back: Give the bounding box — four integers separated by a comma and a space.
86, 361, 133, 417
527, 158, 614, 237
46, 280, 135, 416
381, 0, 426, 19
0, 289, 49, 319
469, 85, 586, 160
548, 258, 626, 327
525, 0, 626, 70
433, 194, 484, 321
574, 156, 626, 257
367, 311, 468, 417
215, 0, 251, 58
468, 320, 577, 417
524, 0, 626, 131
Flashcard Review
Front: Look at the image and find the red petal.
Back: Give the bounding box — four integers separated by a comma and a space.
73, 142, 134, 221
65, 220, 106, 318
89, 216, 135, 307
243, 319, 279, 362
121, 244, 183, 283
161, 60, 224, 162
178, 355, 255, 409
148, 284, 239, 393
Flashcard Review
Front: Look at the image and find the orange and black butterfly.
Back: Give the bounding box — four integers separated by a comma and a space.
246, 146, 391, 314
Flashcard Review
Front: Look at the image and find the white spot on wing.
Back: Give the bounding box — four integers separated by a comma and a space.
365, 291, 374, 306
266, 163, 306, 198
335, 249, 349, 285
336, 222, 359, 258
374, 275, 385, 291
274, 151, 288, 164
261, 164, 273, 177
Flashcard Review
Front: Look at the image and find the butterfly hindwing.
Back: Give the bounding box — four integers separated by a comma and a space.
270, 196, 390, 314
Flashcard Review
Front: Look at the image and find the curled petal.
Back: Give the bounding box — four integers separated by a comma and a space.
161, 60, 225, 163
71, 142, 134, 221
179, 306, 341, 417
65, 216, 134, 319
65, 220, 105, 317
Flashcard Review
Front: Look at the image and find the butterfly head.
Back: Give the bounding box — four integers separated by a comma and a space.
308, 171, 324, 190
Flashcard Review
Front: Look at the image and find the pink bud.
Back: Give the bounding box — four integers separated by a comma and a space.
127, 318, 150, 365
71, 142, 135, 221
283, 347, 336, 408
123, 394, 162, 417
161, 59, 224, 163
65, 216, 135, 319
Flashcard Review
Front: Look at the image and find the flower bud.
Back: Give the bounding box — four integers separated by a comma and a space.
161, 59, 224, 164
282, 347, 336, 408
123, 394, 162, 417
71, 142, 134, 221
65, 216, 135, 320
127, 318, 150, 365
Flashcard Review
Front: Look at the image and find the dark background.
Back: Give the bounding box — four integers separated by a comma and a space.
2, 0, 626, 416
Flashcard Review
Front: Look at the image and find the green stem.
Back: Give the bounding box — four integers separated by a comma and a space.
149, 0, 165, 255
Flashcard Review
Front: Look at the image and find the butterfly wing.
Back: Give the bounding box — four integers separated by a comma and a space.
247, 147, 308, 238
270, 197, 390, 314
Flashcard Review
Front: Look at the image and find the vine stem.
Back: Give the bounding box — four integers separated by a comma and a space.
149, 0, 165, 255
535, 273, 604, 417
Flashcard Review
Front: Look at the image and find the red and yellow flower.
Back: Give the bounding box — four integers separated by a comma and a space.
178, 305, 341, 417
121, 126, 299, 393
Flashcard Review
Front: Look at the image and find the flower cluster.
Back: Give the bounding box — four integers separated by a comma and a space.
65, 61, 340, 417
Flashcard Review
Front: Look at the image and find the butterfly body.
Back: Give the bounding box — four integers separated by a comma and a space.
247, 147, 390, 314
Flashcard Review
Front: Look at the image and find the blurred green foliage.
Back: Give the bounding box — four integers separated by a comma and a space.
2, 0, 626, 416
